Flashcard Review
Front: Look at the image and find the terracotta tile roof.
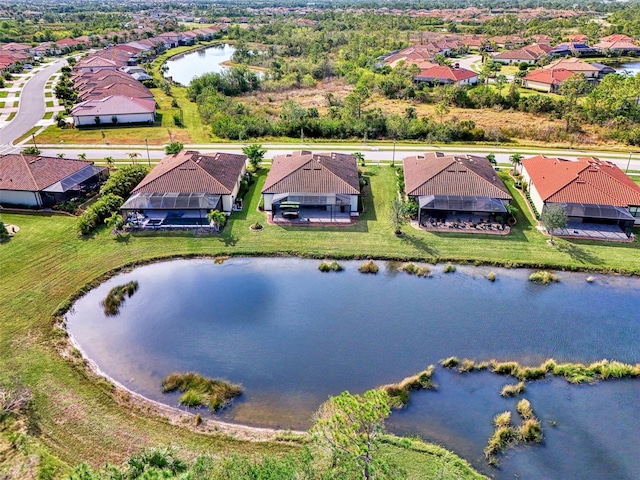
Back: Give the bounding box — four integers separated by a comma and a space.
132, 151, 247, 194
522, 155, 640, 206
80, 82, 153, 100
522, 68, 575, 85
403, 152, 511, 199
71, 95, 156, 116
599, 34, 634, 43
544, 57, 600, 73
415, 65, 478, 82
594, 40, 640, 51
0, 154, 92, 191
76, 56, 118, 69
262, 151, 360, 195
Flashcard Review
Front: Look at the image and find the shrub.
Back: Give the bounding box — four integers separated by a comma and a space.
165, 141, 184, 155
161, 372, 242, 411
77, 193, 124, 235
528, 271, 559, 284
401, 263, 430, 277
0, 221, 9, 240
100, 165, 149, 198
319, 261, 343, 272
21, 146, 40, 155
358, 260, 379, 274
443, 263, 456, 273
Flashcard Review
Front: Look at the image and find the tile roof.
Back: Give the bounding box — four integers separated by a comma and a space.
544, 57, 600, 72
80, 82, 153, 100
415, 65, 478, 82
262, 151, 360, 195
132, 151, 247, 195
403, 152, 512, 199
522, 68, 575, 85
72, 95, 155, 117
0, 154, 92, 191
522, 155, 640, 206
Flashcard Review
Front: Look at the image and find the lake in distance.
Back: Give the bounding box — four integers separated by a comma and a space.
66, 258, 640, 480
163, 43, 236, 86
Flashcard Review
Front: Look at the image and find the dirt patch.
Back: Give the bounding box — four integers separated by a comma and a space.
244, 78, 353, 109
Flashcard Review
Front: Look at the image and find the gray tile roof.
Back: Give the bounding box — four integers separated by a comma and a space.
0, 154, 93, 191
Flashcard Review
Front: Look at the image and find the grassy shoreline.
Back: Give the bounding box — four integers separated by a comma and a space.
0, 166, 638, 478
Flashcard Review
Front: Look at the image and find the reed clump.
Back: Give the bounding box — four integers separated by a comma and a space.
500, 381, 526, 397
443, 263, 457, 273
318, 260, 343, 272
586, 275, 596, 283
101, 281, 139, 316
358, 260, 379, 274
486, 271, 497, 282
528, 270, 559, 284
401, 263, 431, 277
485, 398, 543, 466
441, 357, 459, 368
162, 372, 243, 411
379, 365, 437, 409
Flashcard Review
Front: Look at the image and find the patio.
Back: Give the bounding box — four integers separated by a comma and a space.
549, 222, 632, 242
269, 206, 355, 226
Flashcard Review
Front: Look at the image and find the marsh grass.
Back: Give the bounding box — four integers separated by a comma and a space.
485, 398, 542, 465
500, 381, 526, 397
442, 357, 640, 387
379, 365, 437, 409
101, 281, 139, 316
213, 256, 230, 264
358, 260, 379, 274
528, 270, 559, 284
318, 260, 344, 272
162, 372, 243, 411
443, 263, 456, 273
401, 263, 431, 277
486, 271, 497, 282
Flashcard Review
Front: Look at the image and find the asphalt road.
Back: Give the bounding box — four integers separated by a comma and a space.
35, 144, 640, 172
0, 59, 66, 146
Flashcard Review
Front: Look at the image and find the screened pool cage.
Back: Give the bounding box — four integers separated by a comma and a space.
418, 195, 508, 213
121, 193, 223, 227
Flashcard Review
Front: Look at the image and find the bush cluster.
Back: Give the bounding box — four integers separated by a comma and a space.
77, 193, 123, 235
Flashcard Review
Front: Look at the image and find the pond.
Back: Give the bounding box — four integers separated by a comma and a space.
66, 258, 640, 480
613, 61, 640, 75
163, 44, 236, 86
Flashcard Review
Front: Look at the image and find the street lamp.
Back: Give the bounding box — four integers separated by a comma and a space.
626, 151, 633, 173
31, 134, 37, 150
145, 138, 151, 167
392, 139, 396, 167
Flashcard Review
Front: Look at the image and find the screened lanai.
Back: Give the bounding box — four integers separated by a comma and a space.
121, 192, 222, 227
556, 202, 635, 236
418, 195, 508, 213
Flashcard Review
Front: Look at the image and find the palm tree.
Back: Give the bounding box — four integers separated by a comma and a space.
78, 153, 87, 160
128, 152, 140, 164
353, 152, 365, 166
56, 153, 65, 159
509, 153, 523, 175
105, 156, 115, 169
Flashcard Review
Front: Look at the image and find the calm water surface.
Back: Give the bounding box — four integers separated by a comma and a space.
66, 258, 640, 480
614, 61, 640, 75
163, 44, 236, 85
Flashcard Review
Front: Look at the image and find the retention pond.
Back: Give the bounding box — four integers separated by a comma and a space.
66, 258, 640, 480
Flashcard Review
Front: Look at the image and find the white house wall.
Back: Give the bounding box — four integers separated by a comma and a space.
522, 80, 552, 93
74, 112, 155, 126
263, 193, 274, 211
350, 195, 359, 214
0, 189, 40, 207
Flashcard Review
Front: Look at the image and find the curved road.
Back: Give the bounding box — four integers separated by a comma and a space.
0, 58, 66, 148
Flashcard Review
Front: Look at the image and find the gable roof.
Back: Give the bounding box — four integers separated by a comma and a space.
262, 151, 360, 195
71, 95, 156, 116
522, 155, 640, 206
523, 67, 575, 85
0, 154, 93, 191
544, 57, 600, 72
132, 151, 247, 195
403, 152, 512, 199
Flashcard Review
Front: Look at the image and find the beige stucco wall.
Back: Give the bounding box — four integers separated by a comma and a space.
522, 79, 552, 93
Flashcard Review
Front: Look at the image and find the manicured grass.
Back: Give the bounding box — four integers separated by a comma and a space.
14, 126, 40, 144
45, 100, 54, 108
0, 102, 4, 108
43, 111, 54, 119
45, 91, 53, 98
6, 112, 16, 121
0, 91, 8, 98
1, 165, 638, 477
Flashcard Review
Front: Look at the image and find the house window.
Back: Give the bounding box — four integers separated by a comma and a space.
629, 205, 640, 218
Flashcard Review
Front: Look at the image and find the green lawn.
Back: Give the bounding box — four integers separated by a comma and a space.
45, 100, 54, 107
43, 111, 54, 119
1, 166, 638, 478
0, 91, 8, 98
6, 111, 16, 121
45, 91, 53, 98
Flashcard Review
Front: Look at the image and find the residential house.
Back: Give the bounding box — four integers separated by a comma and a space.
543, 58, 601, 79
262, 151, 361, 220
521, 68, 575, 93
549, 42, 598, 57
403, 152, 512, 227
0, 154, 107, 207
414, 65, 478, 86
71, 95, 156, 126
492, 43, 552, 65
120, 150, 248, 227
521, 155, 640, 237
75, 56, 119, 73
594, 35, 640, 55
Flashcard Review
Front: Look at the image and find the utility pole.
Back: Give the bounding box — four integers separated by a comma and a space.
31, 134, 37, 150
145, 138, 151, 167
626, 151, 632, 173
392, 139, 396, 167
